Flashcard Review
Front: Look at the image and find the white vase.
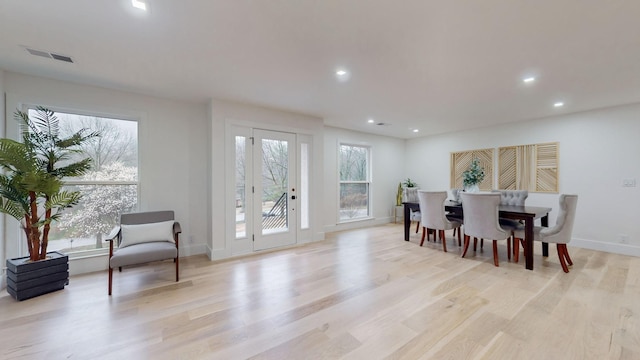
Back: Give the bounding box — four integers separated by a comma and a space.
465, 184, 480, 193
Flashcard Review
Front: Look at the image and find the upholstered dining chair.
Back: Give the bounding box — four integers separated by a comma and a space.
460, 192, 519, 266
418, 191, 462, 252
403, 187, 422, 233
513, 194, 578, 272
107, 210, 181, 295
491, 190, 529, 255
492, 190, 529, 206
449, 189, 464, 237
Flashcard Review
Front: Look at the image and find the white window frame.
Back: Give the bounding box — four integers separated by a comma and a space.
22, 106, 140, 257
337, 142, 372, 223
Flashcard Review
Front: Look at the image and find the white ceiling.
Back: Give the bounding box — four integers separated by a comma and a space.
1, 0, 640, 139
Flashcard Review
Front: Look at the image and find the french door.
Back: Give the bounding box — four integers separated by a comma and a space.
232, 127, 298, 252
252, 129, 297, 250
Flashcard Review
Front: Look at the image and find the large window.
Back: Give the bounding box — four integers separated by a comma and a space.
338, 143, 371, 222
31, 109, 139, 254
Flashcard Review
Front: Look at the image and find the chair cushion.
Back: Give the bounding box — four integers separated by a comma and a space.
119, 220, 175, 248
110, 241, 177, 268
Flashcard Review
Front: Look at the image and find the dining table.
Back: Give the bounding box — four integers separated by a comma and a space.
403, 201, 552, 270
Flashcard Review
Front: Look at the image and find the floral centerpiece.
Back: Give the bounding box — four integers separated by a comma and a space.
462, 158, 485, 192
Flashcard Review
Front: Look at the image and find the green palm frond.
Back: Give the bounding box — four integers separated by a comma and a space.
0, 197, 28, 221
0, 139, 38, 173
46, 190, 82, 210
56, 128, 100, 149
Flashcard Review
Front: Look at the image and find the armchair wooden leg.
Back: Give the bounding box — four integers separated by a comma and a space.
507, 237, 512, 261
514, 237, 520, 263
492, 240, 499, 267
457, 227, 462, 246
415, 221, 420, 233
420, 227, 426, 246
175, 257, 179, 282
108, 267, 113, 296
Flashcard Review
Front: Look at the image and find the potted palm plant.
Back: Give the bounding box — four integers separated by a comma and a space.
0, 107, 97, 300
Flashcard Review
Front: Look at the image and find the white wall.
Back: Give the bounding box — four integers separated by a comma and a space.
0, 70, 5, 288
208, 98, 325, 259
323, 126, 406, 233
2, 72, 210, 275
406, 103, 640, 256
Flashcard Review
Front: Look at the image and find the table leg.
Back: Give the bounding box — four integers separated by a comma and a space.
404, 204, 410, 241
525, 216, 534, 270
541, 214, 549, 257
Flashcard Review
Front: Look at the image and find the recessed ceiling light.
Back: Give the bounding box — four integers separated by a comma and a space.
412, 129, 419, 133
335, 68, 350, 82
367, 119, 375, 124
523, 77, 536, 83
132, 0, 147, 11
554, 102, 564, 108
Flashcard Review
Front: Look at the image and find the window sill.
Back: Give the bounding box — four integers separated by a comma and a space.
338, 216, 374, 225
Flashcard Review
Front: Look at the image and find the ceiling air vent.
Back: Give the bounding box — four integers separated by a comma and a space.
25, 47, 74, 63
50, 53, 73, 63
375, 122, 391, 126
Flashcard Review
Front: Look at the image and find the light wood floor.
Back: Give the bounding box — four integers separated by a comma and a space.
2, 224, 640, 359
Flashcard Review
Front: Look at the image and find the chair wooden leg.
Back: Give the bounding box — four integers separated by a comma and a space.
473, 237, 477, 251
492, 240, 499, 267
457, 227, 462, 246
514, 237, 520, 263
175, 257, 179, 281
108, 267, 113, 296
562, 244, 573, 266
557, 244, 569, 273
420, 227, 426, 246
440, 230, 447, 252
507, 237, 512, 261
481, 238, 484, 250
415, 221, 420, 233
462, 235, 470, 258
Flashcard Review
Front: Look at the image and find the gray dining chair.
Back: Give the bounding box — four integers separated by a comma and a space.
403, 187, 422, 234
513, 194, 578, 272
460, 192, 519, 266
492, 190, 529, 206
492, 190, 528, 255
418, 191, 462, 252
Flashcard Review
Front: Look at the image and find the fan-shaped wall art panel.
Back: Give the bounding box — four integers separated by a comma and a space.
450, 148, 494, 190
497, 142, 558, 193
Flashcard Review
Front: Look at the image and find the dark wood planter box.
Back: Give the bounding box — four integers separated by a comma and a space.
6, 251, 69, 301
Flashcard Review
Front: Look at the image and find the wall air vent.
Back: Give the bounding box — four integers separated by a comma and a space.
25, 47, 74, 63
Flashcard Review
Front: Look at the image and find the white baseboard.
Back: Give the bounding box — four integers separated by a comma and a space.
211, 247, 231, 260
180, 243, 208, 257
324, 216, 392, 233
571, 237, 640, 257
